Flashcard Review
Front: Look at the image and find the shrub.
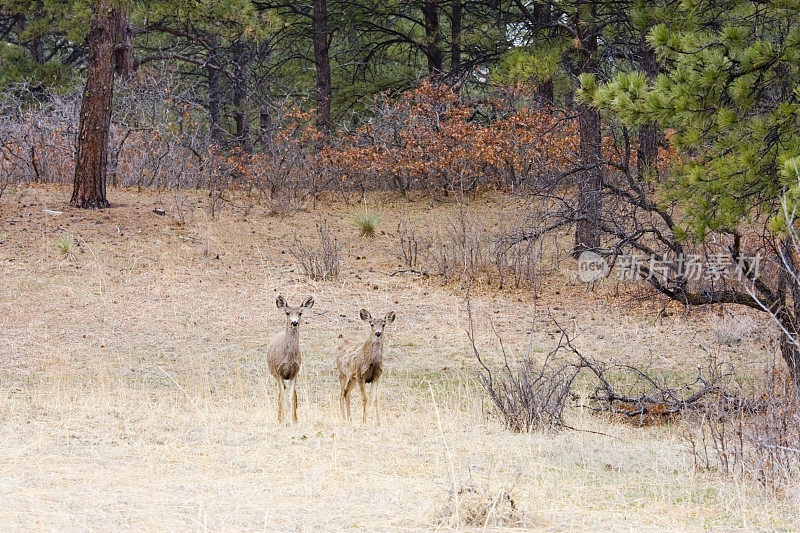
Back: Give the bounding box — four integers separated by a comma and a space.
289, 220, 340, 280
396, 219, 431, 269
435, 470, 525, 528
684, 361, 800, 489
322, 82, 579, 194
469, 297, 580, 432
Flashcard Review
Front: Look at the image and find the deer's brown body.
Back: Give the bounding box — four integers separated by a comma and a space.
265, 295, 314, 424
336, 309, 396, 424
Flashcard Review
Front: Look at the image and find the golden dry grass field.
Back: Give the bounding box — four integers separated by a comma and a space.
1, 185, 799, 530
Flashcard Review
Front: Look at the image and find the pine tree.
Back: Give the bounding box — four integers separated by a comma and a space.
582, 0, 800, 384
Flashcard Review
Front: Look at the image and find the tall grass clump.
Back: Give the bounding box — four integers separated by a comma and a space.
348, 203, 380, 238
55, 234, 77, 260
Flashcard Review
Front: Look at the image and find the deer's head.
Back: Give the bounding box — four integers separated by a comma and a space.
276, 295, 314, 329
360, 309, 396, 339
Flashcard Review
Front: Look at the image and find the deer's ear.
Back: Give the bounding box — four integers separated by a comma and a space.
276, 295, 287, 309
302, 296, 315, 309
385, 311, 396, 323
359, 308, 372, 321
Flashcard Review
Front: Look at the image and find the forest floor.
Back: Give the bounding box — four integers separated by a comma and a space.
1, 184, 798, 530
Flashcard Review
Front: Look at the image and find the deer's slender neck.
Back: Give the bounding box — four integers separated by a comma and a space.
284, 321, 300, 352
364, 334, 384, 361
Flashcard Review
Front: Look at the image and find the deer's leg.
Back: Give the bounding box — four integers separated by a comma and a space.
358, 380, 368, 424
276, 378, 284, 423
338, 373, 346, 419
343, 378, 355, 421
371, 380, 380, 426
288, 378, 298, 424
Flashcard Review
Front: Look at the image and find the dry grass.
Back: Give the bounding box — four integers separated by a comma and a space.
1, 185, 799, 530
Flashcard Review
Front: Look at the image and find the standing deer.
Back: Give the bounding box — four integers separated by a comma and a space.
336, 309, 396, 425
265, 294, 314, 424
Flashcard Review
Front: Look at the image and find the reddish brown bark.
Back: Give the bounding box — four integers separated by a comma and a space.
71, 2, 133, 209
71, 2, 118, 209
574, 102, 603, 253
113, 3, 134, 79
573, 27, 602, 254
313, 0, 332, 136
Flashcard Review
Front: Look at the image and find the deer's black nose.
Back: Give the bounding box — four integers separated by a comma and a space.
375, 331, 382, 337
291, 321, 299, 327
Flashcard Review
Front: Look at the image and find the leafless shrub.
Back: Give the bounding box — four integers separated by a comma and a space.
480, 303, 800, 488
171, 192, 196, 226
0, 167, 11, 200
426, 208, 544, 290
206, 190, 226, 219
290, 220, 340, 280
470, 299, 579, 432
492, 231, 543, 291
429, 209, 491, 284
684, 360, 800, 489
477, 339, 578, 432
471, 296, 752, 433
396, 219, 430, 269
0, 81, 79, 185
435, 469, 525, 528
111, 67, 208, 190
0, 68, 208, 191
263, 188, 309, 217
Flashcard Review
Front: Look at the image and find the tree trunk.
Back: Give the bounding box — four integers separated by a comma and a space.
259, 107, 273, 152
779, 329, 800, 388
537, 78, 553, 106
637, 37, 658, 177
450, 0, 461, 73
313, 0, 332, 136
231, 39, 253, 153
574, 103, 603, 253
533, 3, 553, 106
573, 28, 602, 254
113, 4, 134, 79
421, 0, 444, 79
71, 2, 121, 209
777, 239, 800, 387
28, 37, 44, 63
564, 89, 574, 111
259, 77, 273, 152
206, 36, 223, 146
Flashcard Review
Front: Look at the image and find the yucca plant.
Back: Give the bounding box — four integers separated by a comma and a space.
55, 234, 77, 260
349, 201, 380, 238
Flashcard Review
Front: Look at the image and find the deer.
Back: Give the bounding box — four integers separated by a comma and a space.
336, 309, 396, 425
265, 294, 314, 424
